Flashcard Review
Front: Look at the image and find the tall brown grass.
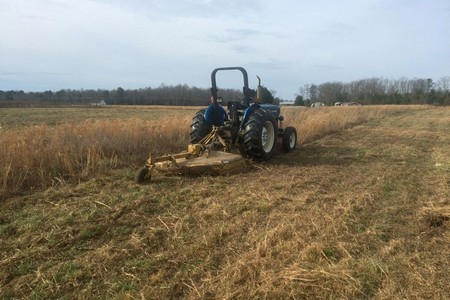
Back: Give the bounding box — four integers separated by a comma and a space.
0, 118, 191, 198
0, 105, 425, 198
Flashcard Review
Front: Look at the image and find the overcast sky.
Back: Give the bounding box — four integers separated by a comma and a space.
1, 0, 449, 100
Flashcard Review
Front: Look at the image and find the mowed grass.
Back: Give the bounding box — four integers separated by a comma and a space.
0, 105, 449, 299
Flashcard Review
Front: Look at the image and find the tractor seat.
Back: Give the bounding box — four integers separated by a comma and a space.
227, 100, 245, 111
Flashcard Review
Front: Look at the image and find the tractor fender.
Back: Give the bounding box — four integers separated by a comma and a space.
241, 104, 260, 127
241, 104, 280, 128
259, 104, 281, 119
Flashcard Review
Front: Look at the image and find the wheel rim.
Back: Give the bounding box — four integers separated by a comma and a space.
261, 121, 275, 153
289, 132, 296, 148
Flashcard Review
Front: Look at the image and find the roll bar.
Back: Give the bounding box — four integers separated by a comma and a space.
210, 67, 256, 107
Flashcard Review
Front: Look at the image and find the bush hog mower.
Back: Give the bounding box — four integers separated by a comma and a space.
135, 67, 297, 184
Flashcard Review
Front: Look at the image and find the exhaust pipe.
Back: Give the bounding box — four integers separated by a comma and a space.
256, 75, 263, 103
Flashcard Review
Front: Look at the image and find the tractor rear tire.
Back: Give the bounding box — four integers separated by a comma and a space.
135, 167, 150, 184
282, 126, 297, 152
239, 108, 278, 161
190, 109, 212, 144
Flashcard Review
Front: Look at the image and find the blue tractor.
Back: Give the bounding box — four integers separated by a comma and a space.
134, 67, 298, 183
190, 67, 297, 161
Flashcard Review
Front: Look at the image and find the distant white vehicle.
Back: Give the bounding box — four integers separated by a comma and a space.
90, 100, 107, 106
335, 102, 361, 106
311, 102, 324, 107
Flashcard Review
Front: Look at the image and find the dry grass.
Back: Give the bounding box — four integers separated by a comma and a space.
282, 105, 422, 144
0, 116, 191, 198
0, 105, 423, 199
0, 105, 448, 299
0, 106, 205, 199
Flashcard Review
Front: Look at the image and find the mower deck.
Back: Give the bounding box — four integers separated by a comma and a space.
135, 148, 248, 184
155, 150, 248, 176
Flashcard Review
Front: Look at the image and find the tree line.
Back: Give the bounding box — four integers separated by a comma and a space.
1, 76, 449, 107
295, 76, 450, 106
0, 84, 244, 107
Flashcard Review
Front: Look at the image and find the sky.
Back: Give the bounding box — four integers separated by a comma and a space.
0, 0, 449, 100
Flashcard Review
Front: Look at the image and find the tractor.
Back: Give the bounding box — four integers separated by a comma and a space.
135, 67, 297, 183
191, 67, 297, 160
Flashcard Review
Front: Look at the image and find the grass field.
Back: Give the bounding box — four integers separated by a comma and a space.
0, 105, 420, 198
0, 105, 449, 299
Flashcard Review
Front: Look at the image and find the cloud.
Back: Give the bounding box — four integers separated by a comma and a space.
313, 65, 343, 71
87, 0, 263, 20
229, 45, 257, 54
0, 71, 64, 76
206, 29, 261, 43
1, 0, 449, 99
247, 60, 286, 70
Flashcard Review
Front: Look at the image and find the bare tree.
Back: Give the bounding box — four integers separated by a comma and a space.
437, 76, 450, 92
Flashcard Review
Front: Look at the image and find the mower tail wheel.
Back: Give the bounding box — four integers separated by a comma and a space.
135, 167, 150, 184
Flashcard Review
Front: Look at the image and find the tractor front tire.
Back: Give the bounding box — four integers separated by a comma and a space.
239, 108, 278, 161
282, 126, 297, 152
190, 109, 212, 143
135, 167, 150, 184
